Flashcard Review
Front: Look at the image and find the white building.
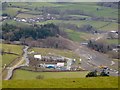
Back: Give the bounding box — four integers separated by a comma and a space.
57, 63, 64, 67
34, 55, 42, 60
21, 19, 27, 22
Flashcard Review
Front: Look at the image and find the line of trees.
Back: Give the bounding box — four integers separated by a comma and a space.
87, 40, 112, 53
87, 39, 119, 59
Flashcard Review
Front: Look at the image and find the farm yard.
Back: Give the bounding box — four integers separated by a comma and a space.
26, 47, 82, 72
1, 2, 119, 88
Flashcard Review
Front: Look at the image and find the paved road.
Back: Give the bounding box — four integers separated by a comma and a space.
22, 46, 29, 66
75, 45, 118, 76
4, 46, 29, 80
66, 58, 72, 70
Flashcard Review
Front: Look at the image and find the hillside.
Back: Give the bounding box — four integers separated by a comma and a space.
1, 2, 119, 88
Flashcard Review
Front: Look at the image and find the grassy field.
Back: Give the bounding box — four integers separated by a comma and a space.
69, 15, 90, 18
3, 19, 118, 32
2, 54, 18, 67
9, 2, 66, 10
29, 47, 80, 60
56, 3, 118, 18
7, 2, 118, 19
3, 77, 118, 88
37, 20, 109, 27
3, 7, 20, 17
12, 69, 88, 80
16, 13, 40, 18
0, 44, 23, 55
65, 29, 85, 42
23, 10, 42, 15
1, 44, 23, 68
2, 20, 30, 27
65, 29, 96, 42
106, 39, 118, 44
99, 23, 118, 31
37, 20, 118, 31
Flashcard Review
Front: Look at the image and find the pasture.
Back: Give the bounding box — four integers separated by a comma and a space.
99, 23, 118, 31
8, 2, 66, 9
2, 54, 18, 67
1, 44, 23, 55
56, 3, 118, 18
16, 13, 40, 19
65, 29, 97, 42
3, 7, 20, 17
37, 20, 118, 31
1, 44, 23, 70
106, 39, 118, 44
12, 69, 88, 80
3, 77, 118, 88
2, 20, 30, 27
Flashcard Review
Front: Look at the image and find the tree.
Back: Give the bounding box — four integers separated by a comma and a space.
2, 2, 8, 10
1, 49, 5, 55
2, 23, 61, 41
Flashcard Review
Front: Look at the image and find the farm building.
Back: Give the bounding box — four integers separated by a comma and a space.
57, 63, 64, 67
34, 55, 42, 60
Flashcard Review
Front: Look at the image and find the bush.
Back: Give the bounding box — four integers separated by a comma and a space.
86, 70, 97, 77
36, 75, 44, 79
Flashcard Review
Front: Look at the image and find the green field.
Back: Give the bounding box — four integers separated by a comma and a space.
65, 29, 85, 42
2, 54, 18, 67
29, 47, 80, 60
56, 3, 118, 18
3, 19, 118, 32
99, 23, 118, 31
3, 7, 20, 17
65, 29, 96, 42
8, 2, 66, 10
106, 39, 118, 44
7, 2, 118, 19
12, 69, 88, 80
1, 44, 23, 55
1, 44, 23, 68
37, 20, 109, 27
16, 13, 40, 18
3, 77, 118, 88
2, 20, 30, 27
23, 10, 42, 15
37, 20, 117, 31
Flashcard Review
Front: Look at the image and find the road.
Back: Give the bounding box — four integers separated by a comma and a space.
21, 46, 29, 66
66, 58, 72, 70
74, 45, 118, 76
4, 46, 29, 80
